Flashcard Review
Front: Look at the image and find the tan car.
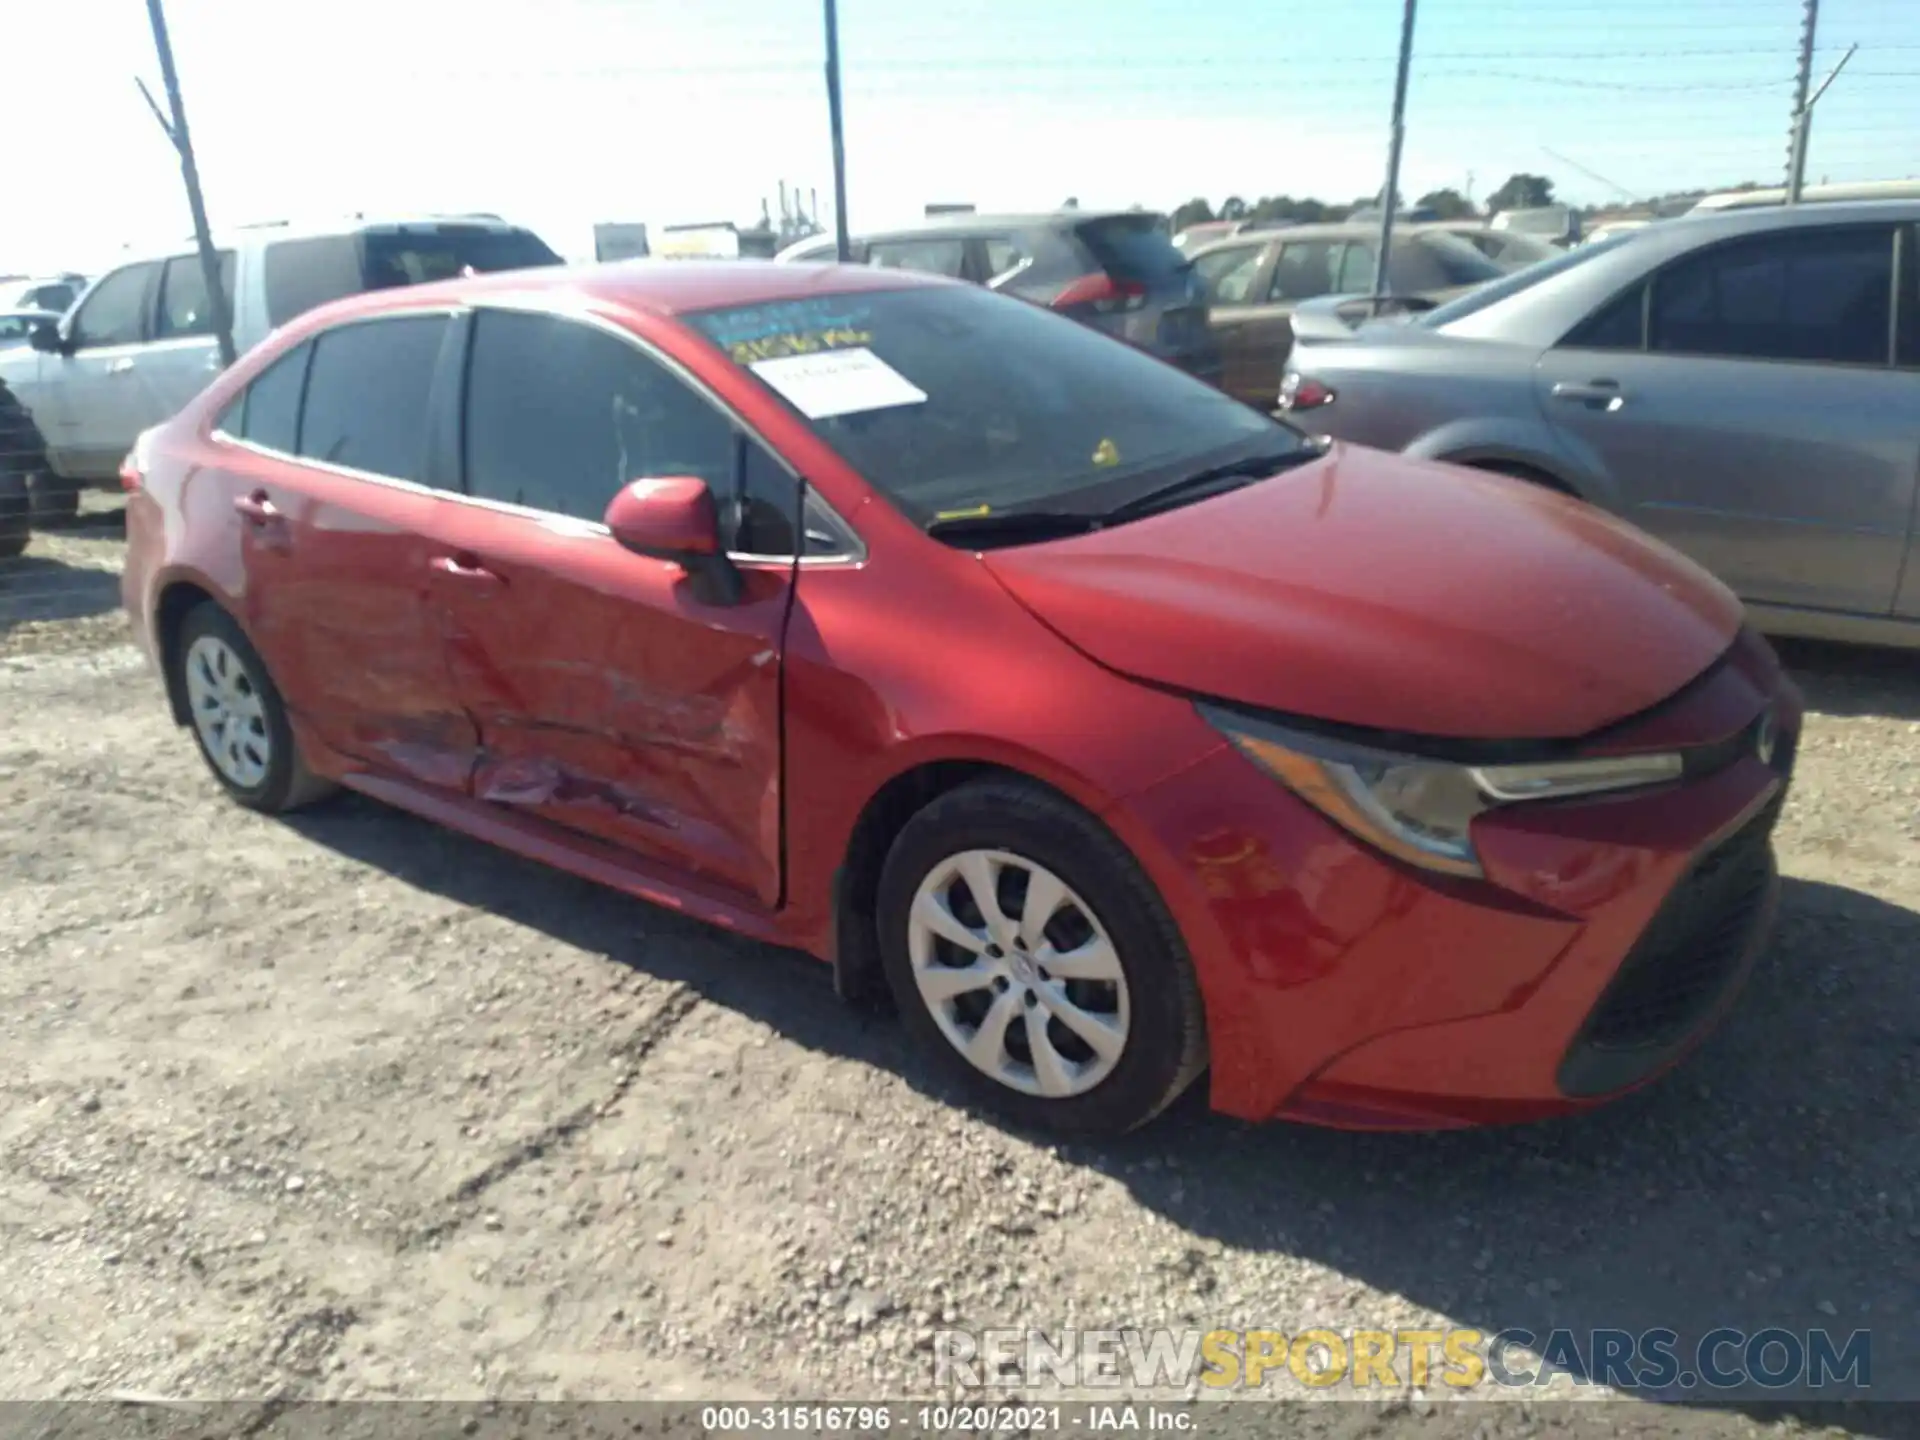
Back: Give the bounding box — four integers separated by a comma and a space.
1187, 223, 1503, 406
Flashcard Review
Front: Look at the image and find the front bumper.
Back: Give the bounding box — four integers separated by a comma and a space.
1107, 634, 1800, 1128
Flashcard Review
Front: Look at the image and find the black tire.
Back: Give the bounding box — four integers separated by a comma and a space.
877, 778, 1208, 1136
0, 468, 29, 560
172, 602, 337, 813
26, 471, 81, 526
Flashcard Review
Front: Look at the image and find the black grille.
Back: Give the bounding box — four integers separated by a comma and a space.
1558, 790, 1783, 1098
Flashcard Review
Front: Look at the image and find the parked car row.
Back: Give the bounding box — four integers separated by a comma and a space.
775, 209, 1222, 386
120, 250, 1797, 1136
1277, 199, 1920, 648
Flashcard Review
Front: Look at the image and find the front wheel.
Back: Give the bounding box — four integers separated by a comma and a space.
877, 779, 1208, 1136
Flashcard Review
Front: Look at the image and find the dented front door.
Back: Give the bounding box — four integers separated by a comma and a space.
425, 499, 792, 908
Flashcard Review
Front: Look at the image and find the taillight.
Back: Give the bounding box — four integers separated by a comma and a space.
1052, 273, 1149, 314
1279, 373, 1335, 411
118, 453, 143, 492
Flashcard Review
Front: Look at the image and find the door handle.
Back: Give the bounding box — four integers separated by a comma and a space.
108, 358, 135, 375
1551, 380, 1625, 412
431, 554, 504, 589
233, 491, 280, 525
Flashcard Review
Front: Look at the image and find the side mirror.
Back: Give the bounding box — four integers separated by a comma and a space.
28, 321, 63, 355
603, 476, 742, 605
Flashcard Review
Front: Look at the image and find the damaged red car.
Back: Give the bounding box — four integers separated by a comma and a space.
122, 261, 1799, 1135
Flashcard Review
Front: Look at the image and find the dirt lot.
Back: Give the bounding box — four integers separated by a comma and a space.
2, 500, 1916, 1437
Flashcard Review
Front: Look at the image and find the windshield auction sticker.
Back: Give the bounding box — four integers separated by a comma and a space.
750, 347, 929, 420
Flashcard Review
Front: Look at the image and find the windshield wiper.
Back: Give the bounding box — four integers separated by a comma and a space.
924, 510, 1102, 547
1100, 442, 1325, 524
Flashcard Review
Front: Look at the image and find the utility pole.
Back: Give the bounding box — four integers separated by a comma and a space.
1371, 0, 1417, 307
1787, 39, 1857, 204
1785, 0, 1818, 203
822, 0, 852, 261
138, 0, 234, 367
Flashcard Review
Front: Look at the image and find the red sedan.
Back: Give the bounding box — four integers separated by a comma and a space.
120, 261, 1799, 1135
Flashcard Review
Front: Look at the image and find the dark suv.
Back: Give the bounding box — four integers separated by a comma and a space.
776, 211, 1220, 386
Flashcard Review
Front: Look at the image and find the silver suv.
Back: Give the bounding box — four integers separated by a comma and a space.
0, 215, 559, 520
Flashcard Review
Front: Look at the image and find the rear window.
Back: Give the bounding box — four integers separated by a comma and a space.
263, 226, 562, 327
1399, 233, 1505, 290
682, 284, 1293, 525
1416, 230, 1640, 329
1073, 215, 1187, 282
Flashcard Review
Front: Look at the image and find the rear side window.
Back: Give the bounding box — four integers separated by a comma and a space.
298, 316, 448, 480
1269, 241, 1339, 302
1650, 227, 1894, 366
1194, 244, 1264, 304
867, 238, 968, 278
1073, 215, 1186, 282
226, 342, 310, 452
264, 227, 562, 327
155, 252, 237, 341
463, 310, 734, 521
1410, 233, 1505, 287
1901, 229, 1920, 367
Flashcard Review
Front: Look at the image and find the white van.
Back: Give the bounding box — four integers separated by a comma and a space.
0, 215, 560, 520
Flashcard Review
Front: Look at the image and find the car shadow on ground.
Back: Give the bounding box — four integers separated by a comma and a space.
1780, 638, 1920, 722
287, 794, 1918, 1429
0, 555, 121, 634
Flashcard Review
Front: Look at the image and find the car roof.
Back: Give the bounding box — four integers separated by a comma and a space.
118, 214, 543, 263
1658, 196, 1920, 235
295, 257, 949, 327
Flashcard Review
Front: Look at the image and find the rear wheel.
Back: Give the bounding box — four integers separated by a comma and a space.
172, 602, 336, 813
877, 778, 1207, 1136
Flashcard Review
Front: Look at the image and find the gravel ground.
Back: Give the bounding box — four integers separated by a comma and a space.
1, 500, 1916, 1439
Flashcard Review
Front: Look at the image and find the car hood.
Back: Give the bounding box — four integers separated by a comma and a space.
981, 443, 1743, 741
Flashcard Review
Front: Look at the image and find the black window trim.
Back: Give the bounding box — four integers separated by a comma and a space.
451, 299, 864, 565
1558, 222, 1903, 368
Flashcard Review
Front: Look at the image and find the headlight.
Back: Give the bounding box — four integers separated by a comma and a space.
1199, 705, 1683, 879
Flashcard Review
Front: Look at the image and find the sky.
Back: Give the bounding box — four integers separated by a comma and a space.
13, 0, 1920, 274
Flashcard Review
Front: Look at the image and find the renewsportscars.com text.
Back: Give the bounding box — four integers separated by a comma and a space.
934, 1326, 1872, 1393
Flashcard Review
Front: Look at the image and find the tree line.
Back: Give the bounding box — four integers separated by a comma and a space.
1169, 173, 1561, 231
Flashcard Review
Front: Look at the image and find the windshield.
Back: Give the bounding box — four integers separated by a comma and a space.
684, 284, 1300, 526
1415, 230, 1640, 328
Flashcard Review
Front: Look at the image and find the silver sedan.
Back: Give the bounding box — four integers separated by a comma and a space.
1279, 200, 1920, 648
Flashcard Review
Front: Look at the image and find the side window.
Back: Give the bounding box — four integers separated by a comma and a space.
866, 238, 968, 278
68, 264, 157, 349
464, 309, 734, 521
1650, 227, 1894, 365
298, 316, 447, 480
154, 252, 237, 341
1564, 284, 1646, 350
735, 442, 801, 557
982, 235, 1030, 282
1192, 245, 1263, 304
1269, 242, 1339, 302
1334, 242, 1377, 294
225, 342, 311, 452
262, 235, 364, 328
